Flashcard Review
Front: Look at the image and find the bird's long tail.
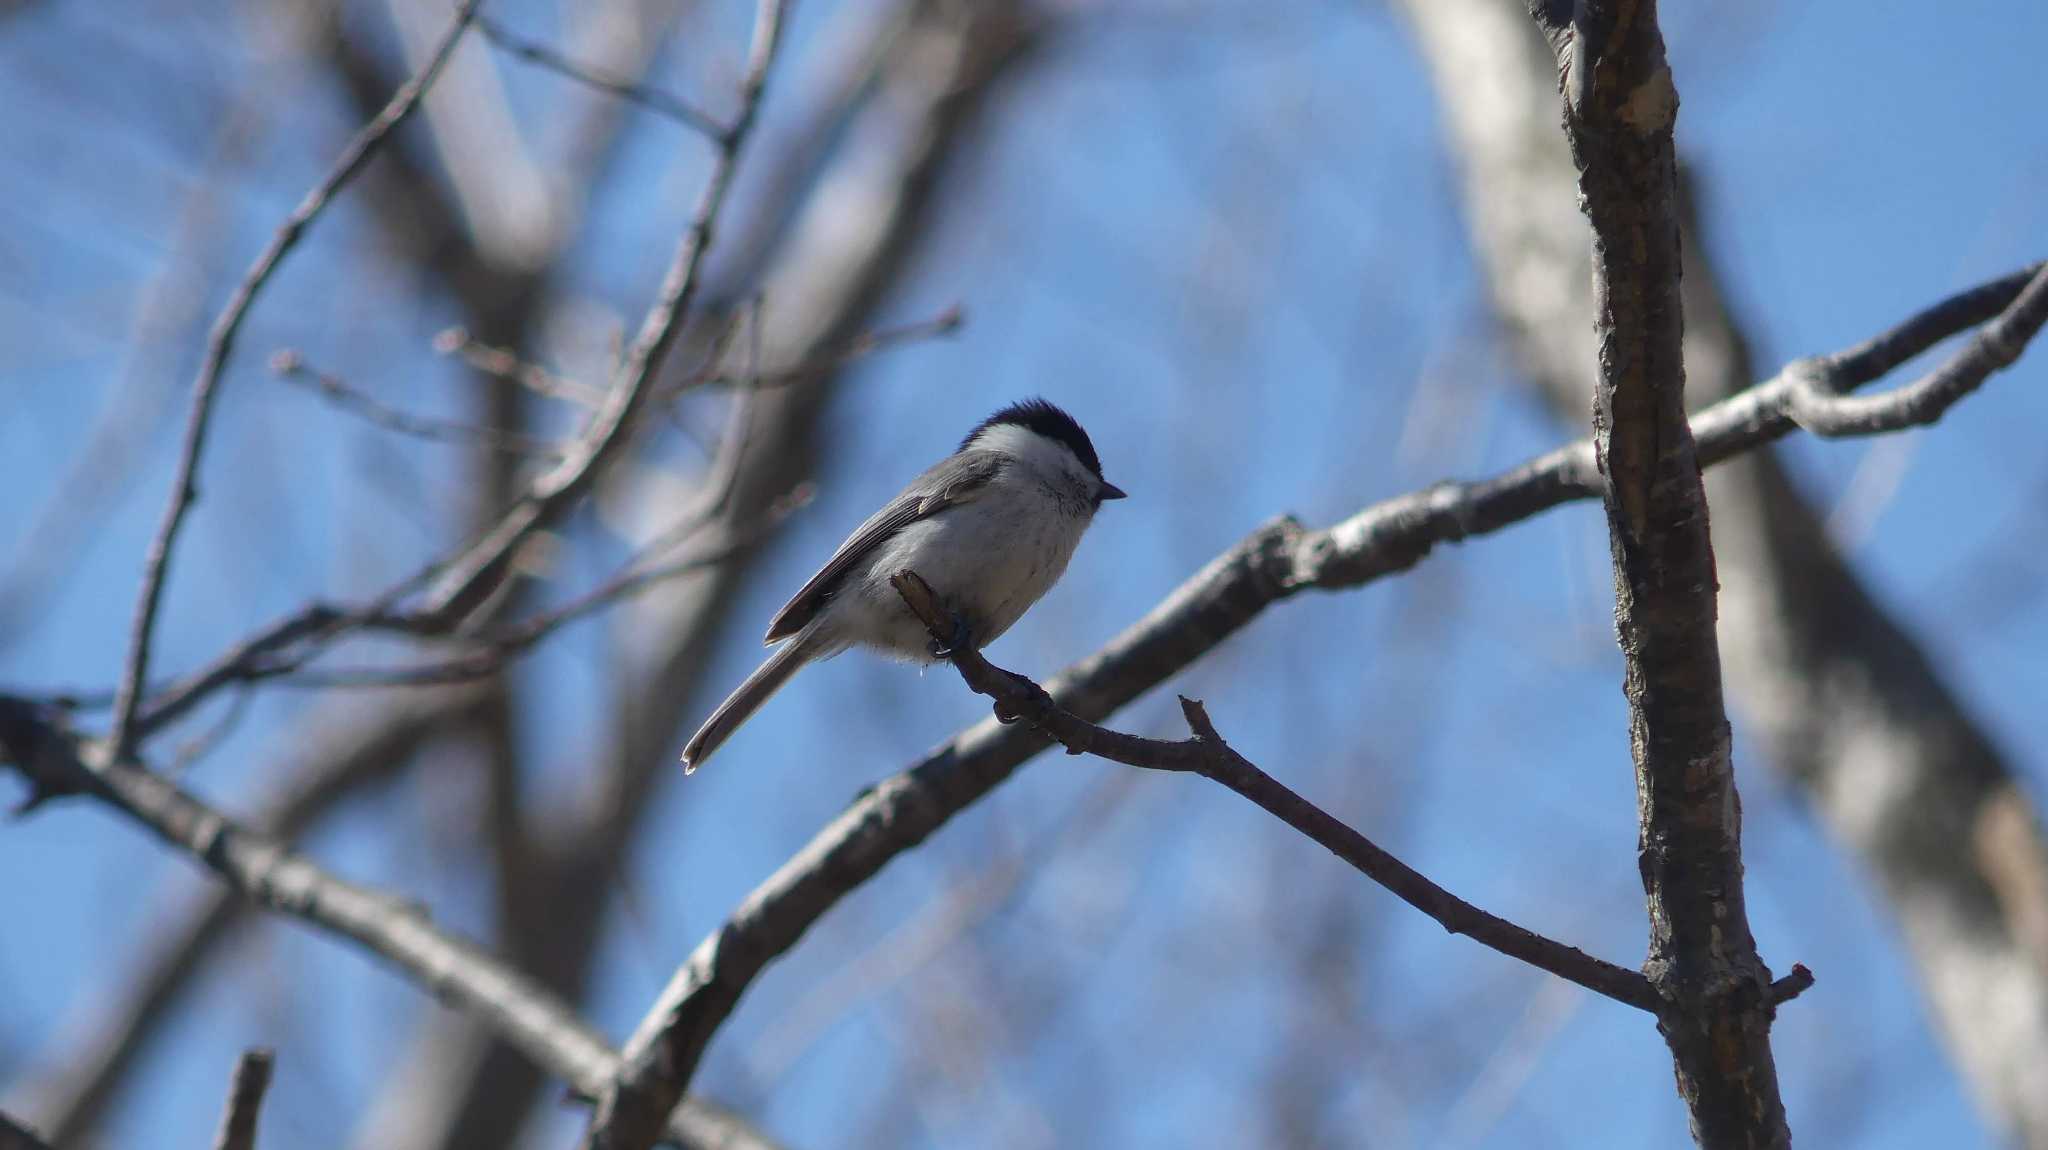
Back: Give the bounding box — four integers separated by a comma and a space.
681, 639, 813, 773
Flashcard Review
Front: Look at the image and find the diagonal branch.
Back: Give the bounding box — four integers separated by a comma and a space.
888, 572, 1661, 1010
1, 686, 487, 1144
1, 701, 616, 1089
0, 699, 757, 1149
621, 256, 2044, 1111
267, 350, 565, 458
108, 0, 483, 762
209, 1049, 273, 1150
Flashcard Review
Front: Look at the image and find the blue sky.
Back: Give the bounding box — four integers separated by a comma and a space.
4, 2, 2047, 1147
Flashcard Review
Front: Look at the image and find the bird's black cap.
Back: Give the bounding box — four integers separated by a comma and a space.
963, 397, 1105, 481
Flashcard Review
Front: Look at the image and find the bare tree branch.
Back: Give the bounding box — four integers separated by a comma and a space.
107, 0, 483, 762
110, 0, 687, 749
477, 15, 724, 138
302, 8, 677, 1133
1786, 266, 2048, 435
1524, 1, 1790, 1141
616, 257, 2045, 1123
127, 600, 420, 745
209, 1049, 273, 1150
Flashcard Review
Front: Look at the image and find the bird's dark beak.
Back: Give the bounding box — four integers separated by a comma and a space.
1099, 481, 1128, 502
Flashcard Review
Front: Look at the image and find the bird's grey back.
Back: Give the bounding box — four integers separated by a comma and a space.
762, 450, 1006, 643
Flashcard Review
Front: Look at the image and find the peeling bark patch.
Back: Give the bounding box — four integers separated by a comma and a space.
1622, 65, 1678, 133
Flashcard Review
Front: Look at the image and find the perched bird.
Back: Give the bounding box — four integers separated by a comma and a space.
681, 398, 1125, 771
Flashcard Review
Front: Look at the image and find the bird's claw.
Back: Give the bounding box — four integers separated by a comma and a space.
991, 668, 1044, 725
929, 617, 976, 662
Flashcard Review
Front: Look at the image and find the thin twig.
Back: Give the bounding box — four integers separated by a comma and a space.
890, 570, 1662, 1011
133, 580, 426, 738
1786, 264, 2048, 435
1767, 964, 1816, 1008
267, 475, 809, 690
107, 0, 483, 762
209, 1049, 273, 1150
478, 15, 725, 138
434, 327, 607, 407
270, 350, 565, 458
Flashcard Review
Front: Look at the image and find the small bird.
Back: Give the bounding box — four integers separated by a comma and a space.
681, 398, 1125, 771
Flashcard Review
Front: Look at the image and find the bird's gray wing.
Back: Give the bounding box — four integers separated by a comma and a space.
762, 450, 1005, 643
